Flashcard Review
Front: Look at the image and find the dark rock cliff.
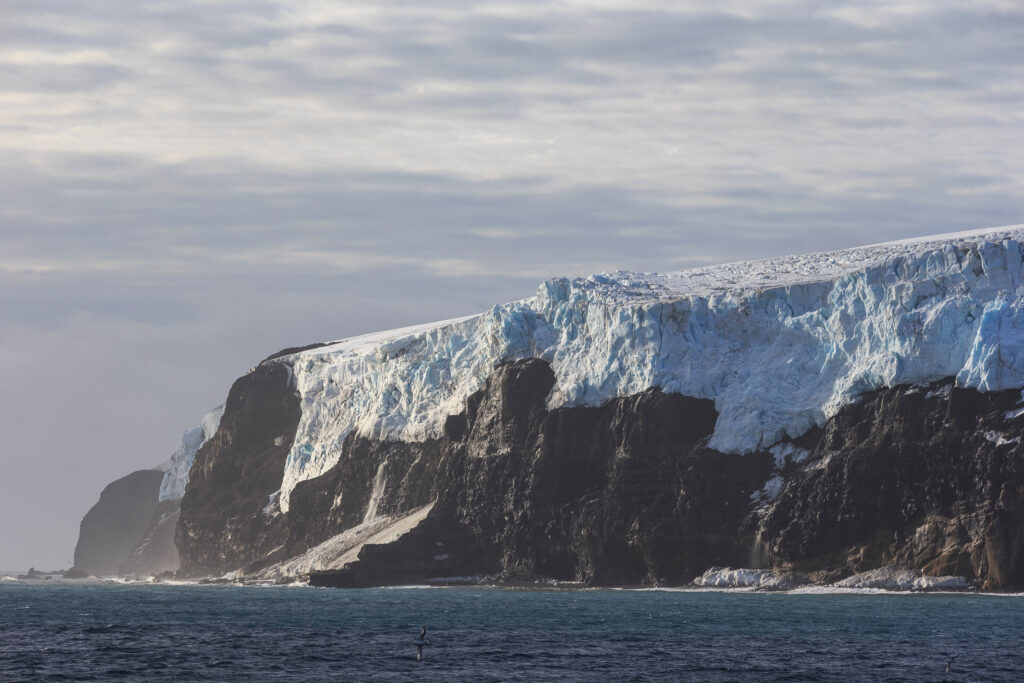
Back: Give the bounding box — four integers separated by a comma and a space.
73, 469, 164, 576
176, 357, 772, 584
301, 359, 773, 587
761, 382, 1024, 590
175, 362, 298, 575
119, 499, 182, 577
172, 357, 1024, 590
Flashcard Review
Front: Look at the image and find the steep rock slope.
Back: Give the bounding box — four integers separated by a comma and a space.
300, 358, 774, 586
762, 382, 1024, 589
300, 366, 1024, 589
71, 403, 224, 577
177, 358, 776, 584
72, 469, 163, 576
175, 362, 299, 575
118, 499, 182, 576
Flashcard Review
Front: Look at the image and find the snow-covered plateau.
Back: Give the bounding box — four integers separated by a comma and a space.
265, 225, 1024, 510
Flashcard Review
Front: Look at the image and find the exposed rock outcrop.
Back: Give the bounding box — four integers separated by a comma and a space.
181, 357, 773, 586
173, 356, 1024, 590
118, 499, 182, 577
70, 405, 223, 577
762, 382, 1024, 590
175, 362, 299, 575
72, 469, 163, 577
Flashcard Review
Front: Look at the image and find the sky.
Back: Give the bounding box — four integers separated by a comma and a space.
1, 0, 1022, 570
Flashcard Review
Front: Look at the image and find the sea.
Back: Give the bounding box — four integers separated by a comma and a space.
1, 580, 1021, 681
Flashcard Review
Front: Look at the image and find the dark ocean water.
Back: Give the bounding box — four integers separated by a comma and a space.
0, 582, 1021, 682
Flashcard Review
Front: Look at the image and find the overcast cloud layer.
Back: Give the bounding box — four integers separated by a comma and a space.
1, 0, 1022, 570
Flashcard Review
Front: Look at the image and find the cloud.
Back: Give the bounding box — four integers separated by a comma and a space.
5, 2, 1023, 188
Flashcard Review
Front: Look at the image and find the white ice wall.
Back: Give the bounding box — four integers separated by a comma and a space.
276, 225, 1024, 511
157, 404, 225, 502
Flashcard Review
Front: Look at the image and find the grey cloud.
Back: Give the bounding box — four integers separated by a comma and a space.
2, 151, 1020, 309
0, 276, 200, 329
8, 1, 1023, 129
0, 25, 121, 51
8, 0, 284, 32
1, 62, 130, 93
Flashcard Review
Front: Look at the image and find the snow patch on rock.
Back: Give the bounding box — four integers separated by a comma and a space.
751, 475, 784, 504
693, 566, 970, 591
693, 567, 809, 589
834, 567, 971, 591
262, 491, 281, 518
768, 442, 810, 468
983, 431, 1020, 447
1004, 406, 1024, 420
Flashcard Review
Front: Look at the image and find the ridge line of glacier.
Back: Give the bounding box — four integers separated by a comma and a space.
264, 224, 1024, 512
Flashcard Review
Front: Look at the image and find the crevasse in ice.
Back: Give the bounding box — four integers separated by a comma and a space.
275, 225, 1024, 511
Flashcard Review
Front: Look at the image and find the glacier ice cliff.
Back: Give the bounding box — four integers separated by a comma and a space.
157, 405, 224, 502
277, 225, 1024, 511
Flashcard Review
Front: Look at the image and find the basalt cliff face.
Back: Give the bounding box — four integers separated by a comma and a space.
171, 357, 1024, 590
176, 357, 772, 585
762, 382, 1024, 589
75, 226, 1024, 588
175, 362, 299, 575
72, 469, 164, 577
72, 402, 225, 578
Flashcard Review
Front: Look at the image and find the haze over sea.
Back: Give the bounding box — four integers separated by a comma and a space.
1, 582, 1021, 681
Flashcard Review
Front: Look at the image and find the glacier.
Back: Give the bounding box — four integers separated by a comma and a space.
273, 225, 1024, 512
157, 405, 224, 502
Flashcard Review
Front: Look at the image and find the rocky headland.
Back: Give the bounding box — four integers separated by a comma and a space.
72, 226, 1024, 590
